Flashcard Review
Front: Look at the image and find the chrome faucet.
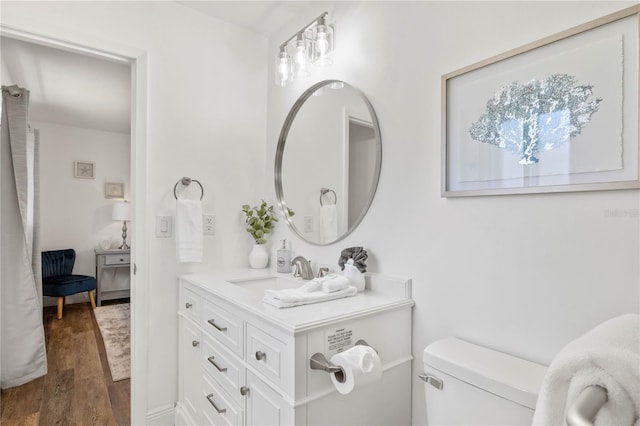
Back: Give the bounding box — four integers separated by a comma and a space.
290, 256, 314, 280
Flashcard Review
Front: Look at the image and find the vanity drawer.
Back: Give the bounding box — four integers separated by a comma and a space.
200, 372, 244, 426
181, 287, 200, 323
202, 333, 244, 405
201, 298, 243, 357
246, 323, 290, 389
104, 253, 130, 265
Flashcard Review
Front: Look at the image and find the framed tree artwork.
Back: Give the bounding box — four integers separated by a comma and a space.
442, 6, 639, 197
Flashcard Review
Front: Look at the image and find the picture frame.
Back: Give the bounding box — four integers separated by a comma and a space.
442, 6, 640, 197
105, 182, 125, 199
74, 161, 95, 179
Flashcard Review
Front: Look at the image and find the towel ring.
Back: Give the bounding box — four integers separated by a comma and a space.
174, 177, 204, 200
320, 188, 337, 206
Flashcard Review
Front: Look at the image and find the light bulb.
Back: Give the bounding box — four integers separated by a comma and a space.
315, 26, 328, 55
293, 36, 310, 77
313, 23, 333, 67
275, 48, 291, 87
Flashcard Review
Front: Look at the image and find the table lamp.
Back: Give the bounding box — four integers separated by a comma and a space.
112, 200, 131, 249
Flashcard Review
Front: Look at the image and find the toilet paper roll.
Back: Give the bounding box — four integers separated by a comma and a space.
329, 345, 382, 394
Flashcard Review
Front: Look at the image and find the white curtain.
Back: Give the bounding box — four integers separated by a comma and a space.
1, 85, 47, 389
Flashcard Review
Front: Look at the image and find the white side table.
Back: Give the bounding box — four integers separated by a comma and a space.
95, 249, 131, 306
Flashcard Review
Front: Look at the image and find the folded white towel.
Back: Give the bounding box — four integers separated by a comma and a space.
321, 274, 350, 293
532, 313, 640, 426
175, 199, 203, 263
263, 286, 357, 309
319, 204, 338, 244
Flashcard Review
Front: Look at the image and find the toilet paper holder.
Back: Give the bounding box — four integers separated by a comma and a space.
309, 339, 377, 382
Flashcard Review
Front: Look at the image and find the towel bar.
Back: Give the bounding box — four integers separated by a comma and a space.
174, 176, 204, 200
566, 385, 608, 426
320, 187, 337, 206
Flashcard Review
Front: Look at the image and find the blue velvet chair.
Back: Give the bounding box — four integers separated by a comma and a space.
42, 249, 96, 319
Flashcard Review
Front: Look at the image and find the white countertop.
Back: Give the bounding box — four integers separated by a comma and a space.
180, 268, 413, 334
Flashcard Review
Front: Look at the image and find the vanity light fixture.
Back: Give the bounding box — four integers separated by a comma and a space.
274, 11, 334, 87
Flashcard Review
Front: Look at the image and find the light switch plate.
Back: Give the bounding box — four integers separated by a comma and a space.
304, 215, 314, 233
155, 215, 173, 237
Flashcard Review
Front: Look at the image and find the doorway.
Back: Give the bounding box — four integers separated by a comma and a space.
1, 35, 134, 424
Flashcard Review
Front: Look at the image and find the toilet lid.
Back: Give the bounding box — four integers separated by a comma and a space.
423, 337, 548, 409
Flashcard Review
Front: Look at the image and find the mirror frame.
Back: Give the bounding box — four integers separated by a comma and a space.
275, 80, 382, 245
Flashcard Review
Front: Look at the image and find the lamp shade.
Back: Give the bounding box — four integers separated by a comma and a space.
112, 201, 131, 221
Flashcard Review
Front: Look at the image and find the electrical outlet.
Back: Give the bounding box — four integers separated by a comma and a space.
304, 215, 313, 233
203, 214, 216, 235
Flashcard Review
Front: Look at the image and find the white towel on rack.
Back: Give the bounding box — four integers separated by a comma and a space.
319, 204, 338, 243
533, 313, 640, 426
176, 199, 203, 263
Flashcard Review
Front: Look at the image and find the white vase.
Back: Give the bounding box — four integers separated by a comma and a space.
249, 243, 269, 269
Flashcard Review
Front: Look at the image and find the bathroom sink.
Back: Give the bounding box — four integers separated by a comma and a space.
227, 276, 303, 293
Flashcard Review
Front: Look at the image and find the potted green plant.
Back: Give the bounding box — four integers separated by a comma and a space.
242, 200, 277, 268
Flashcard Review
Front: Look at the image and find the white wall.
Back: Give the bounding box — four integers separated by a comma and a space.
3, 1, 639, 424
1, 1, 268, 421
34, 122, 130, 305
265, 2, 640, 425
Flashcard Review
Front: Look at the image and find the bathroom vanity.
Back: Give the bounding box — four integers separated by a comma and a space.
175, 269, 413, 426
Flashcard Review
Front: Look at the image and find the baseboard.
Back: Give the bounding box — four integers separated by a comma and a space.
146, 403, 175, 425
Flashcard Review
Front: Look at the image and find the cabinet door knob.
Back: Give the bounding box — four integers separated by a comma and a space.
255, 351, 266, 361
240, 386, 250, 396
192, 340, 199, 347
185, 302, 192, 309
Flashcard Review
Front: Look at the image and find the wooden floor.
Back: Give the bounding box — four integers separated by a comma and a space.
0, 300, 130, 426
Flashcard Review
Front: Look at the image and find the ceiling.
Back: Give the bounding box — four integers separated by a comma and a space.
178, 1, 317, 37
0, 1, 319, 135
1, 36, 131, 134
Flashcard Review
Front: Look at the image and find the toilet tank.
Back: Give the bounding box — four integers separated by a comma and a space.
422, 337, 547, 425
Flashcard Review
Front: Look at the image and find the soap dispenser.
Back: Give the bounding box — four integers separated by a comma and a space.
277, 240, 292, 273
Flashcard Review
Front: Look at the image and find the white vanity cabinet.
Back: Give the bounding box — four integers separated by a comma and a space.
176, 271, 413, 426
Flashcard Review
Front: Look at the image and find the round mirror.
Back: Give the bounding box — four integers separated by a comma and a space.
275, 80, 382, 245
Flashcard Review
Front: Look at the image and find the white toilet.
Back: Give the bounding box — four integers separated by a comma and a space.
421, 337, 548, 425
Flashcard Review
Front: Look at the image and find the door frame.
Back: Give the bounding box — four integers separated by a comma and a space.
0, 25, 149, 425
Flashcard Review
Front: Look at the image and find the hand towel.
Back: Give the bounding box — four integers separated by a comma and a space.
319, 204, 338, 243
175, 199, 203, 263
532, 314, 640, 426
263, 286, 357, 309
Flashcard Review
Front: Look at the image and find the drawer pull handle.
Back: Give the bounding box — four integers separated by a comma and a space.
205, 393, 226, 414
207, 356, 227, 373
207, 319, 228, 332
255, 351, 266, 361
185, 302, 192, 309
192, 340, 199, 347
240, 386, 250, 396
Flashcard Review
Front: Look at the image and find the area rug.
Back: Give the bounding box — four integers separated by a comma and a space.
94, 303, 130, 382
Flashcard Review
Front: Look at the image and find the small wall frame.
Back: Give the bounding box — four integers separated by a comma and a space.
442, 6, 640, 197
105, 182, 125, 199
74, 161, 95, 179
